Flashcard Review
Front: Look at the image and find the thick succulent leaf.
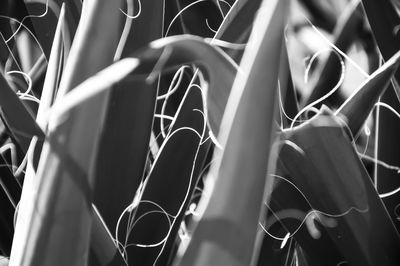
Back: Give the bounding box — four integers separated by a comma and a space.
36, 3, 66, 130
280, 41, 299, 128
119, 0, 165, 57
177, 0, 288, 265
0, 256, 8, 266
259, 173, 345, 266
11, 7, 67, 263
279, 110, 400, 266
0, 186, 14, 256
361, 0, 400, 101
214, 0, 263, 62
89, 206, 127, 266
93, 0, 163, 234
123, 84, 205, 266
336, 50, 400, 138
0, 34, 9, 67
362, 0, 400, 232
9, 1, 125, 265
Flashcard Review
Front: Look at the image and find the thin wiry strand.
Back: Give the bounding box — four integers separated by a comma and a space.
359, 153, 400, 174
261, 174, 369, 241
120, 0, 142, 19
205, 18, 218, 34
304, 48, 332, 84
0, 163, 25, 177
304, 14, 369, 78
290, 48, 346, 128
6, 73, 26, 89
218, 0, 233, 11
2, 36, 23, 71
159, 69, 185, 138
126, 210, 172, 247
277, 82, 308, 130
157, 66, 190, 100
260, 205, 368, 241
3, 0, 49, 49
158, 66, 190, 139
114, 0, 136, 61
115, 200, 173, 257
18, 94, 40, 104
6, 71, 33, 98
164, 0, 207, 37
147, 124, 172, 166
375, 101, 400, 120
154, 114, 174, 121
0, 143, 18, 175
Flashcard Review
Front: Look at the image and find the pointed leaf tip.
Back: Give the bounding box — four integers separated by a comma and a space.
336, 50, 400, 138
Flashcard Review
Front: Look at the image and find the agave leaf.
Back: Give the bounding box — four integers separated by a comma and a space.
123, 83, 205, 266
302, 0, 364, 108
11, 59, 138, 266
279, 109, 400, 266
0, 256, 8, 266
89, 206, 127, 266
0, 153, 21, 208
93, 0, 163, 234
11, 6, 67, 262
0, 185, 14, 256
280, 41, 299, 128
361, 0, 400, 101
177, 0, 288, 265
336, 50, 400, 138
260, 166, 345, 266
0, 34, 9, 67
36, 3, 66, 130
119, 0, 165, 57
213, 0, 263, 62
28, 54, 47, 98
362, 0, 400, 232
9, 1, 125, 265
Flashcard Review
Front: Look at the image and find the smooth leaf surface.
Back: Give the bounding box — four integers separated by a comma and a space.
178, 0, 288, 265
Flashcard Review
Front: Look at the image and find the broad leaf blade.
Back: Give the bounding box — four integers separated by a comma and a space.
123, 84, 204, 266
336, 50, 400, 138
93, 0, 164, 235
280, 111, 400, 266
178, 0, 288, 265
10, 1, 125, 265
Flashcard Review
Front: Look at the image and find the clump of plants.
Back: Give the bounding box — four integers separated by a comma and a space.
0, 0, 400, 265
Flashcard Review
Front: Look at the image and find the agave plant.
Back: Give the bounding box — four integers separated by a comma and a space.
0, 0, 400, 265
